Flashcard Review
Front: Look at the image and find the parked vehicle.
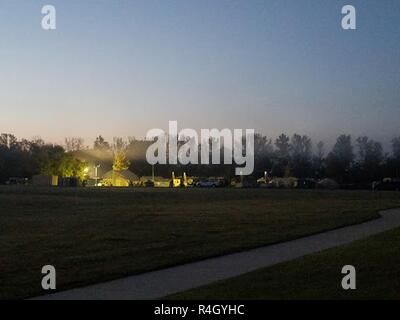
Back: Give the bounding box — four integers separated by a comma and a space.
316, 178, 339, 190
5, 177, 28, 185
196, 178, 221, 188
59, 177, 79, 187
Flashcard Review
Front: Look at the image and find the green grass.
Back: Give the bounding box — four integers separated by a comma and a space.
168, 226, 400, 300
0, 186, 399, 299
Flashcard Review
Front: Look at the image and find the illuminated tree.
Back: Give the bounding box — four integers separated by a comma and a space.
38, 145, 87, 179
113, 150, 130, 171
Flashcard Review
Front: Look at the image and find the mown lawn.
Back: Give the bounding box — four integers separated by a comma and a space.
0, 186, 399, 299
168, 226, 400, 300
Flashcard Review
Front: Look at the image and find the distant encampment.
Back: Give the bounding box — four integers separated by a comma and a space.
1, 133, 400, 189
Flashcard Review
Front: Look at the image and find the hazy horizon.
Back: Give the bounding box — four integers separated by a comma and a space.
1, 0, 399, 148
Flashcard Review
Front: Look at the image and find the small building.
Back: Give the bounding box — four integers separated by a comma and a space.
102, 170, 139, 187
32, 175, 59, 187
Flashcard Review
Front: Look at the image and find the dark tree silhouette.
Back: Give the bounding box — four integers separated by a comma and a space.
93, 135, 111, 151
313, 141, 326, 179
0, 132, 399, 185
354, 136, 384, 183
290, 134, 313, 178
272, 133, 291, 177
326, 135, 354, 183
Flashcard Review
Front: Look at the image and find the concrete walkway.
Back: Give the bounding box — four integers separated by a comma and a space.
34, 208, 400, 300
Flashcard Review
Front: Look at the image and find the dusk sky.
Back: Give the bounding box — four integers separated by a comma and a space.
1, 0, 399, 147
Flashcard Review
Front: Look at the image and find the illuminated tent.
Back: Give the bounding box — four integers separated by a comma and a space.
102, 170, 139, 187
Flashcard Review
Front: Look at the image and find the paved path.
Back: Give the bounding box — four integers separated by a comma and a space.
34, 208, 400, 300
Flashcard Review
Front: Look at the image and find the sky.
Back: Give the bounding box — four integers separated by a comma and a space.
0, 0, 399, 148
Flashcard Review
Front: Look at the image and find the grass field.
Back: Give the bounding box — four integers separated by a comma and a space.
168, 227, 400, 300
1, 186, 399, 299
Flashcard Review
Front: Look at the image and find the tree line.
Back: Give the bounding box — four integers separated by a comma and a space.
0, 134, 85, 183
1, 133, 400, 184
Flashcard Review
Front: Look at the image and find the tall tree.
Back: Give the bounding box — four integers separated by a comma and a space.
272, 133, 291, 177
392, 137, 400, 160
290, 134, 313, 178
384, 137, 400, 178
0, 133, 18, 149
64, 137, 85, 152
313, 141, 326, 179
275, 134, 291, 159
113, 150, 130, 171
253, 134, 274, 177
94, 135, 111, 151
355, 136, 384, 182
112, 137, 130, 171
326, 135, 354, 183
